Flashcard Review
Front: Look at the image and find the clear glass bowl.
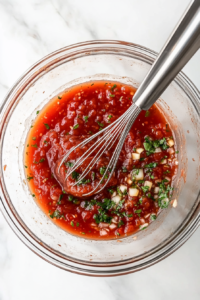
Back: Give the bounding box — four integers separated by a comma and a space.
0, 40, 200, 276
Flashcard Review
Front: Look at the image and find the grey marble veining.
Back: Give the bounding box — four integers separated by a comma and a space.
0, 0, 200, 299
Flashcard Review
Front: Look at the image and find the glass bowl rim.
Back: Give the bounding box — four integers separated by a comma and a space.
0, 40, 200, 277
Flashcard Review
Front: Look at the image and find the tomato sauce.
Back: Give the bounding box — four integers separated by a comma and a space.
25, 81, 178, 239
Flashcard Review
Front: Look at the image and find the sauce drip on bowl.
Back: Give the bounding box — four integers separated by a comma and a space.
25, 81, 178, 239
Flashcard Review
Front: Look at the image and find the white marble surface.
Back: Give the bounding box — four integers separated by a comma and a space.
0, 0, 200, 299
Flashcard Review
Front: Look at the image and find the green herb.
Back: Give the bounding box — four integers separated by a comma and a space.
100, 166, 106, 175
135, 209, 142, 214
24, 165, 27, 168
133, 147, 136, 152
77, 178, 91, 186
138, 180, 144, 184
57, 194, 63, 205
68, 195, 74, 201
66, 161, 74, 167
44, 123, 50, 130
31, 144, 38, 148
107, 188, 114, 194
122, 166, 128, 173
150, 175, 155, 179
76, 222, 80, 227
97, 121, 104, 127
39, 158, 45, 163
132, 168, 139, 180
84, 116, 89, 122
27, 176, 33, 181
70, 221, 74, 227
110, 94, 115, 97
44, 140, 48, 144
141, 186, 149, 193
32, 194, 35, 197
88, 131, 93, 134
145, 110, 150, 117
58, 96, 62, 99
118, 220, 124, 228
150, 214, 156, 221
73, 124, 79, 129
93, 210, 112, 224
144, 136, 169, 155
50, 210, 64, 219
140, 157, 145, 161
91, 83, 94, 86
127, 214, 133, 218
36, 111, 40, 114
111, 84, 117, 91
81, 232, 85, 234
27, 144, 29, 147
32, 137, 36, 140
30, 125, 33, 128
164, 170, 170, 174
145, 162, 157, 168
140, 226, 147, 230
157, 179, 173, 209
91, 172, 95, 181
116, 232, 120, 236
73, 199, 79, 205
71, 171, 79, 180
108, 114, 112, 119
175, 150, 179, 154
117, 187, 123, 197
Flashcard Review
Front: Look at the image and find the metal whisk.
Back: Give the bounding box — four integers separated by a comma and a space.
59, 0, 200, 196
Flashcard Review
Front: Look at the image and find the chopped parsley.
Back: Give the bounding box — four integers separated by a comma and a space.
141, 186, 149, 193
84, 116, 89, 122
108, 114, 112, 120
144, 162, 157, 168
39, 158, 45, 163
36, 111, 40, 114
44, 123, 50, 130
76, 222, 79, 227
111, 84, 117, 91
109, 94, 115, 97
118, 220, 124, 228
66, 161, 74, 167
99, 166, 106, 175
91, 172, 95, 181
144, 136, 168, 155
150, 214, 156, 221
122, 166, 128, 173
77, 178, 91, 186
32, 137, 36, 140
58, 96, 62, 99
145, 110, 150, 117
31, 144, 38, 148
73, 124, 79, 129
71, 171, 80, 180
68, 195, 74, 201
70, 221, 74, 227
50, 210, 64, 219
97, 121, 104, 127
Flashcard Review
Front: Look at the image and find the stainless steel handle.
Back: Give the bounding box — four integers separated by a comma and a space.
134, 0, 200, 110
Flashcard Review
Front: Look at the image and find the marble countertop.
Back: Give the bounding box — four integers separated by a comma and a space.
0, 0, 200, 299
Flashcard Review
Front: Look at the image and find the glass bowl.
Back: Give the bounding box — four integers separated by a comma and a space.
0, 40, 200, 276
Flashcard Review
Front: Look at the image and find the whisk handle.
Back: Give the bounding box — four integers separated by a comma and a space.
134, 0, 200, 111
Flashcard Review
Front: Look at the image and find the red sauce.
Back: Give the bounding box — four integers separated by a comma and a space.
25, 81, 178, 239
